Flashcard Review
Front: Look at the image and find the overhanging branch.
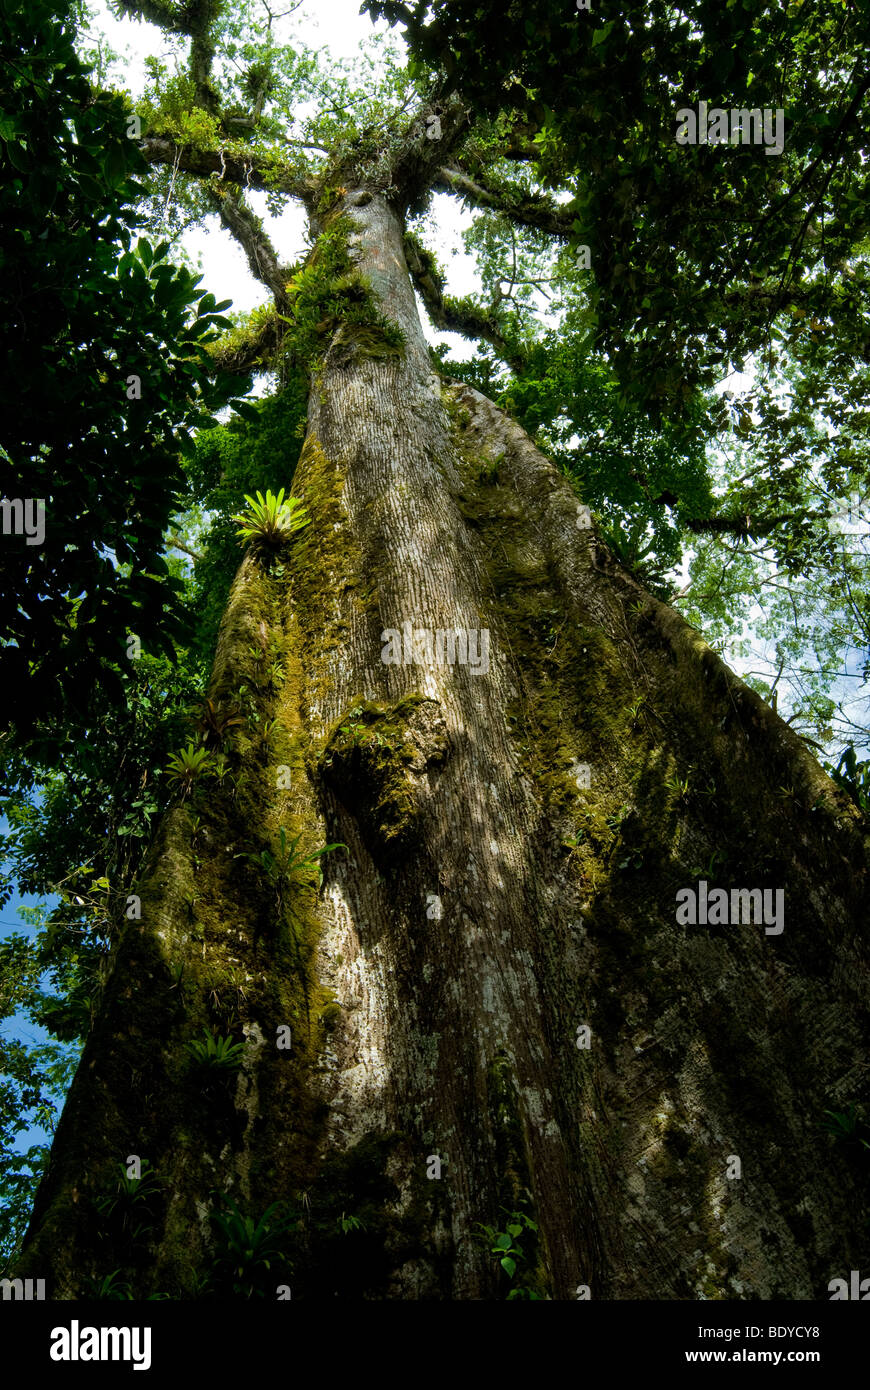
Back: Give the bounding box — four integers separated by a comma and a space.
434, 166, 573, 240
403, 231, 529, 372
685, 509, 824, 538
206, 307, 286, 374
209, 187, 289, 304
138, 136, 315, 202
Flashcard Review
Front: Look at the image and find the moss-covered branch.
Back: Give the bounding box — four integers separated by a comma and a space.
138, 136, 315, 202
209, 186, 290, 303
403, 231, 529, 372
113, 0, 223, 110
112, 0, 193, 33
205, 305, 286, 375
434, 166, 573, 240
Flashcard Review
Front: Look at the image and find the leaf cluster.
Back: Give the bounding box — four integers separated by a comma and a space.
0, 0, 247, 743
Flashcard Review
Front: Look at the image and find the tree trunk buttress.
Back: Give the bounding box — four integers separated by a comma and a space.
17, 190, 869, 1301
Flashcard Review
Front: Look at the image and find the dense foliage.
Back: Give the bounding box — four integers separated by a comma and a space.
0, 0, 247, 745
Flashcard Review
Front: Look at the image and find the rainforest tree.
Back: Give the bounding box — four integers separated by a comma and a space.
7, 0, 870, 1299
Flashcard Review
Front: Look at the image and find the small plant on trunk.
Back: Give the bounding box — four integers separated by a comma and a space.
207, 1194, 296, 1298
232, 488, 309, 551
165, 742, 221, 800
185, 1026, 247, 1072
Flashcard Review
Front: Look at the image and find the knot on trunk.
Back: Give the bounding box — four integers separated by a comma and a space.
319, 694, 448, 863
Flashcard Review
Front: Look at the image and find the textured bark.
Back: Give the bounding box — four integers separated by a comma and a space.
16, 189, 869, 1301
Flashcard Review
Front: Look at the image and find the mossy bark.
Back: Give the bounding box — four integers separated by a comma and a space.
16, 190, 869, 1300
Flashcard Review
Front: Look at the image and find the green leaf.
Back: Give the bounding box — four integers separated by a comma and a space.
591, 21, 615, 48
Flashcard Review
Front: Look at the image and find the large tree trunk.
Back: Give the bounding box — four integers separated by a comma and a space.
17, 190, 869, 1301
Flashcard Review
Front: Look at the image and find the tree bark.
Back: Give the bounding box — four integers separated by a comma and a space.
16, 188, 869, 1301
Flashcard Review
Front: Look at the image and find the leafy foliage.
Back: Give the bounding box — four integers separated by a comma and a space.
2, 0, 869, 1295
241, 828, 347, 910
821, 1103, 870, 1151
0, 0, 246, 743
185, 1027, 247, 1072
184, 385, 308, 659
207, 1193, 295, 1297
232, 487, 309, 549
823, 746, 870, 821
475, 1208, 546, 1299
164, 742, 226, 799
94, 1159, 165, 1246
188, 697, 246, 748
376, 0, 870, 426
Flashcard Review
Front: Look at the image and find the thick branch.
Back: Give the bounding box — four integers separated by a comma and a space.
138, 136, 315, 202
209, 187, 289, 304
114, 0, 220, 107
386, 93, 474, 212
499, 138, 541, 162
685, 510, 824, 538
206, 308, 285, 375
112, 0, 192, 33
167, 534, 203, 561
434, 166, 573, 240
403, 232, 528, 372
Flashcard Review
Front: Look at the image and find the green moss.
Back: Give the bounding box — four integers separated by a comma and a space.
282, 432, 373, 715
443, 388, 662, 882
319, 694, 448, 866
486, 1051, 531, 1211
281, 215, 405, 375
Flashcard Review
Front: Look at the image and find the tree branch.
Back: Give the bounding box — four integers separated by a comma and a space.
685, 509, 824, 538
205, 307, 286, 374
112, 0, 192, 34
403, 231, 528, 372
386, 92, 474, 211
209, 186, 290, 303
434, 166, 573, 240
138, 136, 315, 202
167, 534, 203, 561
113, 0, 220, 107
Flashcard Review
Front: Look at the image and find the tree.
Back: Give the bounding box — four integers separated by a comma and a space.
0, 0, 245, 746
11, 0, 870, 1299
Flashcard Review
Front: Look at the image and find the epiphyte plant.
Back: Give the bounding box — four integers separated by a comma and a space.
232, 488, 309, 550
189, 697, 245, 747
241, 827, 347, 907
165, 742, 223, 800
94, 1160, 164, 1245
208, 1194, 295, 1298
185, 1026, 247, 1072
